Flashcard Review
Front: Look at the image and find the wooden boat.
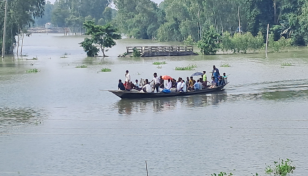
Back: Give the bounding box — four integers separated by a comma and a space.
109, 85, 227, 99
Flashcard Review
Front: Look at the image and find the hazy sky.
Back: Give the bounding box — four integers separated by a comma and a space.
48, 0, 164, 5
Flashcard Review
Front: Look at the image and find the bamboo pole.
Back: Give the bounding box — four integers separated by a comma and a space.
265, 24, 269, 58
145, 161, 149, 176
2, 0, 8, 58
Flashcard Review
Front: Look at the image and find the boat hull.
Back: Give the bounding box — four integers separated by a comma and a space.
109, 86, 226, 99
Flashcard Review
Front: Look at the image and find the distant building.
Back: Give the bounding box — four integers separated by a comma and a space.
45, 23, 53, 29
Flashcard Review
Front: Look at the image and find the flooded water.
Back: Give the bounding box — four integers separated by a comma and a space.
1, 33, 308, 176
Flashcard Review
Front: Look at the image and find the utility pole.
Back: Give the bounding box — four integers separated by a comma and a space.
2, 0, 8, 58
265, 24, 269, 58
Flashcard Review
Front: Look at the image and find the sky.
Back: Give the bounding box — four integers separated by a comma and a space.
48, 0, 164, 5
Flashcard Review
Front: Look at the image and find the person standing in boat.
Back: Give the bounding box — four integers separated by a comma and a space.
203, 71, 207, 87
151, 73, 160, 93
124, 70, 131, 88
212, 65, 220, 83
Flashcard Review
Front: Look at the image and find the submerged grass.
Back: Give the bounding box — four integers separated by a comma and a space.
101, 68, 111, 72
153, 61, 166, 65
26, 68, 39, 73
220, 63, 231, 67
281, 62, 293, 66
175, 64, 197, 71
76, 65, 87, 68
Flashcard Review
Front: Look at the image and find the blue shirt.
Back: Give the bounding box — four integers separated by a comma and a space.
194, 82, 200, 90
118, 82, 125, 90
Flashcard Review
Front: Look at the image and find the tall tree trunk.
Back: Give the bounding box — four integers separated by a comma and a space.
21, 32, 24, 56
100, 45, 106, 57
238, 6, 241, 34
17, 28, 20, 56
273, 0, 277, 24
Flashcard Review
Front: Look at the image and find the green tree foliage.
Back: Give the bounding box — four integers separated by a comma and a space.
0, 0, 45, 54
80, 21, 121, 57
35, 1, 54, 26
114, 0, 162, 39
112, 0, 308, 46
51, 0, 115, 33
197, 26, 220, 55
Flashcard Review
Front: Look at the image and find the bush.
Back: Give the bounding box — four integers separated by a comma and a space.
197, 26, 220, 55
133, 47, 141, 57
184, 35, 194, 46
80, 38, 99, 57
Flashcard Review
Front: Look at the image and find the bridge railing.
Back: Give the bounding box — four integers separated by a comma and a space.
126, 46, 193, 54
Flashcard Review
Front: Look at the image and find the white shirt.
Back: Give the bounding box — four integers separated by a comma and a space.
165, 81, 172, 90
143, 84, 152, 93
177, 82, 182, 91
199, 82, 203, 89
125, 73, 131, 82
181, 82, 187, 92
153, 77, 160, 84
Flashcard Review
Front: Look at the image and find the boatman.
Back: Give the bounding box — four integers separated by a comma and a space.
203, 71, 207, 86
124, 70, 131, 88
152, 73, 160, 93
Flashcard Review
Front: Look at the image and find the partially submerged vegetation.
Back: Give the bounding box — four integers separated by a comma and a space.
153, 61, 166, 65
132, 47, 141, 57
220, 63, 231, 67
76, 65, 87, 68
212, 159, 295, 176
26, 69, 39, 73
101, 68, 111, 72
175, 64, 197, 71
281, 62, 293, 66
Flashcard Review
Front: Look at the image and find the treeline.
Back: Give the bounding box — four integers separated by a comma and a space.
36, 0, 116, 34
114, 0, 308, 46
0, 0, 45, 55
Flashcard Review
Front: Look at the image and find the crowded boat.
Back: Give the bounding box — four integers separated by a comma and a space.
117, 65, 228, 94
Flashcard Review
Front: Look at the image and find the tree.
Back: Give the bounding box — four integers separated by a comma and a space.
0, 0, 45, 55
80, 21, 121, 57
197, 26, 220, 55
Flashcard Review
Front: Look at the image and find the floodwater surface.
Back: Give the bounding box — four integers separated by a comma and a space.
0, 34, 308, 176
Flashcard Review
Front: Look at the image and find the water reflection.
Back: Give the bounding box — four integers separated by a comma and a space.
114, 92, 228, 115
0, 107, 46, 134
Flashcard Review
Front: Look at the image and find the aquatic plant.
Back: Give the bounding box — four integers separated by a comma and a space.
153, 61, 166, 65
32, 57, 38, 60
26, 69, 39, 73
60, 56, 67, 58
101, 68, 111, 72
220, 63, 231, 67
76, 65, 87, 68
265, 159, 295, 176
281, 62, 293, 66
211, 172, 233, 176
175, 64, 197, 71
157, 66, 162, 69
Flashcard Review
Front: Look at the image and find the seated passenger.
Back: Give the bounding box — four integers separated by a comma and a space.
134, 79, 141, 90
177, 78, 182, 92
194, 80, 201, 90
199, 78, 203, 89
189, 77, 195, 89
210, 77, 217, 88
180, 80, 187, 92
125, 81, 133, 91
165, 79, 172, 90
218, 76, 225, 86
118, 79, 125, 91
142, 79, 152, 93
172, 79, 177, 88
223, 73, 228, 83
